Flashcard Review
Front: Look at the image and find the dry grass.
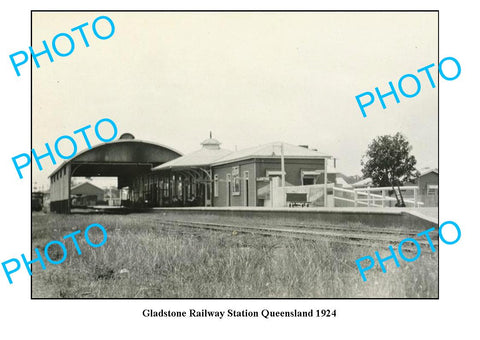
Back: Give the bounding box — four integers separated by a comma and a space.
31, 212, 438, 298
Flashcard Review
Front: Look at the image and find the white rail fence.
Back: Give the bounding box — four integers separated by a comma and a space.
333, 186, 424, 208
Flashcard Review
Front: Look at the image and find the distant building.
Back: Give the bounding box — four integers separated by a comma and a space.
70, 182, 105, 207
416, 168, 438, 194
415, 168, 438, 207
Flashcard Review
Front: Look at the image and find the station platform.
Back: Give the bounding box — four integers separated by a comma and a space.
151, 206, 438, 229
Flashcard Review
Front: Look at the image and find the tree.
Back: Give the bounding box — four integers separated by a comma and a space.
361, 133, 419, 207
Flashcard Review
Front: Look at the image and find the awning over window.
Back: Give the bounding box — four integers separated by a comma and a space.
266, 170, 286, 176
301, 170, 324, 176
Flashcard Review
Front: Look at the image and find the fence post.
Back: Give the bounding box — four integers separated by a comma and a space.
382, 189, 385, 207
367, 187, 371, 207
354, 190, 358, 207
414, 187, 418, 208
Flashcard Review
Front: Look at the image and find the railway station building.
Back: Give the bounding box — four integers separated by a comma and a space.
208, 142, 330, 207
49, 133, 182, 213
49, 133, 331, 213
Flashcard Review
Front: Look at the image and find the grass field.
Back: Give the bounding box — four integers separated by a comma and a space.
32, 212, 438, 298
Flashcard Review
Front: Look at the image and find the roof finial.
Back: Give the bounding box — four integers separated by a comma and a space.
210, 131, 212, 139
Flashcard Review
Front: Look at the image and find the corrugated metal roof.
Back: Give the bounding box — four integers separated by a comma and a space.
419, 168, 438, 176
211, 142, 330, 166
153, 147, 232, 170
48, 138, 182, 178
71, 182, 103, 192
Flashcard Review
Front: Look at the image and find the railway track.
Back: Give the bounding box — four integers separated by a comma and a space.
156, 218, 438, 251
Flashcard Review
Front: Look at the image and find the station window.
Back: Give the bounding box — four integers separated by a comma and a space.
303, 177, 314, 185
301, 170, 323, 186
177, 179, 182, 200
226, 174, 232, 206
214, 175, 219, 197
163, 179, 169, 198
232, 167, 240, 195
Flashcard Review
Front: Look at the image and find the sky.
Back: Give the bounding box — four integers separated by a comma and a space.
32, 11, 438, 189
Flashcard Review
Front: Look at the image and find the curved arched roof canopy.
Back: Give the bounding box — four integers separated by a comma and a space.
50, 139, 182, 187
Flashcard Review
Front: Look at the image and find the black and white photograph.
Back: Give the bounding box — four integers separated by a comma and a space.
5, 1, 480, 338
31, 11, 439, 299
